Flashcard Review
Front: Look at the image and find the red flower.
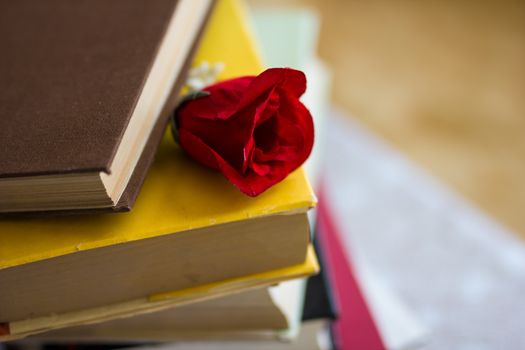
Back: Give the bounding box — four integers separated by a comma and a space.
175, 68, 314, 197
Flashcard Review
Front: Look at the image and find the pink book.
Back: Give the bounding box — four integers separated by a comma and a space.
317, 187, 386, 350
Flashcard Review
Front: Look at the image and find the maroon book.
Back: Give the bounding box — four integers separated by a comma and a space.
0, 0, 213, 215
317, 188, 386, 350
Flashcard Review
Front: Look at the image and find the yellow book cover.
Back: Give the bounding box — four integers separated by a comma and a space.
0, 0, 317, 340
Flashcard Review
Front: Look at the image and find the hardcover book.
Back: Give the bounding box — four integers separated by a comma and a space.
0, 0, 213, 214
2, 249, 318, 341
31, 268, 312, 341
34, 236, 335, 342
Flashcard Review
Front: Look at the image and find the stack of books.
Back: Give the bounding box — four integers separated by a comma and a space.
0, 0, 330, 348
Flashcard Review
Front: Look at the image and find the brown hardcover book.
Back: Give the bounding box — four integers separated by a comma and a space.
0, 0, 213, 214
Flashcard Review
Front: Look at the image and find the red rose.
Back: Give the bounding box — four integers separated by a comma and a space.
175, 68, 314, 197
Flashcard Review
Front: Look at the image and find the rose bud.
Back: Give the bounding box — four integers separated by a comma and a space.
174, 68, 314, 197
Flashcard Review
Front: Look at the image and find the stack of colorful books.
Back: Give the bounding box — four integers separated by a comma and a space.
0, 0, 334, 348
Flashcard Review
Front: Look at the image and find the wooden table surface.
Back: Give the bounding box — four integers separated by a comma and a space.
250, 0, 525, 237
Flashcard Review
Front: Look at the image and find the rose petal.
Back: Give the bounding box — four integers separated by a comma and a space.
277, 92, 314, 159
179, 128, 266, 196
238, 68, 307, 112
178, 129, 221, 170
179, 76, 253, 121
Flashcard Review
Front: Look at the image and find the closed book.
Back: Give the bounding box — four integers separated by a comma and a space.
97, 320, 332, 350
302, 236, 338, 322
317, 192, 385, 350
34, 234, 335, 343
0, 0, 317, 340
3, 249, 318, 341
34, 230, 336, 343
0, 0, 213, 214
31, 268, 313, 342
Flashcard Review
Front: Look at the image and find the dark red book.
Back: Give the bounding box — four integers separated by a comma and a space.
316, 188, 386, 350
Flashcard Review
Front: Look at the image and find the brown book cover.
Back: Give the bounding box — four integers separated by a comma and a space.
0, 0, 213, 214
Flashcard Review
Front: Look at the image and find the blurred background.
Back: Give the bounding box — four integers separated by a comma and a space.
247, 0, 525, 349
250, 0, 525, 236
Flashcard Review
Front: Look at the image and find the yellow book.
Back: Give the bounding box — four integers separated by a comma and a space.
0, 0, 316, 340
38, 281, 306, 342
6, 248, 318, 341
